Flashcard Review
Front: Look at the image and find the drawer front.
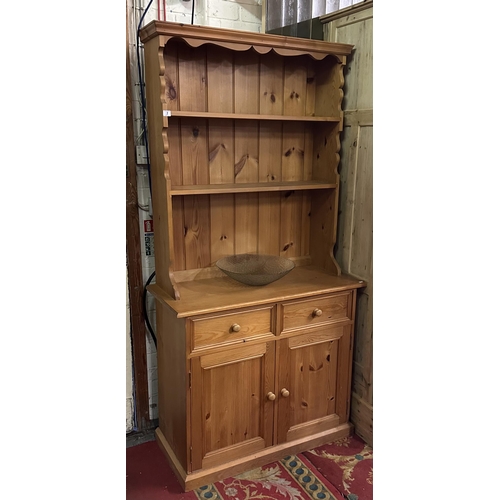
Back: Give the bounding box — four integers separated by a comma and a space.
191, 307, 273, 351
281, 292, 351, 332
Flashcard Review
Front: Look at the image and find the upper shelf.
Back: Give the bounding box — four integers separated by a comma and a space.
165, 110, 341, 123
170, 181, 338, 196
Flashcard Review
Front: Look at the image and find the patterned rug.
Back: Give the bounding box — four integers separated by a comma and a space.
302, 434, 373, 500
195, 454, 343, 500
126, 434, 372, 500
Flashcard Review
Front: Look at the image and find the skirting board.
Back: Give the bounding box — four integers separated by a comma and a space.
155, 422, 353, 491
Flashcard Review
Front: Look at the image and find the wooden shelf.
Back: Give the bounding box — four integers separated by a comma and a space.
165, 110, 341, 122
170, 181, 338, 196
148, 265, 366, 318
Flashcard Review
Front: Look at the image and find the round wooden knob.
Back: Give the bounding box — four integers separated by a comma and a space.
313, 308, 323, 317
231, 323, 241, 332
267, 392, 276, 401
281, 388, 290, 398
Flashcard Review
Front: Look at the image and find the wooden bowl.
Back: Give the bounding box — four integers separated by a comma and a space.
216, 254, 295, 286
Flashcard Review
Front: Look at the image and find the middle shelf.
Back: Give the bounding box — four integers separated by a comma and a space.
170, 181, 338, 196
164, 110, 341, 122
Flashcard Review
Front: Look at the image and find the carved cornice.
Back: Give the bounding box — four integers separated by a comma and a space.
139, 20, 354, 60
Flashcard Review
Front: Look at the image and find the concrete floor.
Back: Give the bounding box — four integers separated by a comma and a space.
126, 426, 157, 448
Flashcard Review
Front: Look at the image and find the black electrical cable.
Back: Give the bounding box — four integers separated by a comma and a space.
191, 0, 195, 24
136, 0, 154, 194
143, 270, 157, 347
136, 1, 157, 348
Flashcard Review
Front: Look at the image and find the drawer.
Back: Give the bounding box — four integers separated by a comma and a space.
281, 292, 351, 332
191, 307, 274, 351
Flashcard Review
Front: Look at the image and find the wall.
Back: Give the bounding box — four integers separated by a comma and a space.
201, 0, 263, 31
323, 2, 373, 445
126, 0, 262, 427
130, 0, 263, 37
265, 0, 363, 32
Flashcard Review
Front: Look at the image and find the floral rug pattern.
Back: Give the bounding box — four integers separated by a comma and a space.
301, 435, 373, 500
126, 434, 372, 500
195, 454, 343, 500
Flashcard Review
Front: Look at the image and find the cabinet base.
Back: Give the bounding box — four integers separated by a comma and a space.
155, 422, 353, 492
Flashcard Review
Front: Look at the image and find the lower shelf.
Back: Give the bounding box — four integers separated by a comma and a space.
155, 422, 353, 491
148, 265, 365, 318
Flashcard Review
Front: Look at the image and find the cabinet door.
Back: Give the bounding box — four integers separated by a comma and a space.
275, 324, 352, 444
190, 342, 275, 471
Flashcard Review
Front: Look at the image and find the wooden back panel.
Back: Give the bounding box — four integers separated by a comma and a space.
141, 26, 351, 287
163, 40, 340, 118
172, 191, 312, 270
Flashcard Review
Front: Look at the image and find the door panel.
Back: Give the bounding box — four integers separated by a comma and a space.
191, 342, 275, 470
276, 324, 351, 444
